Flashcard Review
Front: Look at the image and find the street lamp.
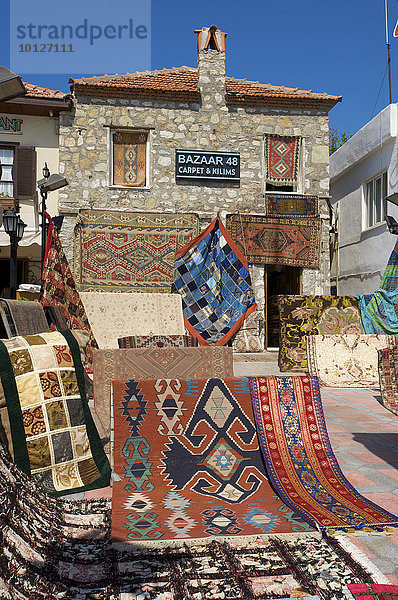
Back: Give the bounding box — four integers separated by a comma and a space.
37, 163, 68, 272
385, 215, 398, 235
0, 66, 26, 103
3, 208, 26, 299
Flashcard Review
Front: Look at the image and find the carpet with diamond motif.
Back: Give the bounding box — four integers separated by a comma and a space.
74, 209, 199, 293
111, 377, 315, 543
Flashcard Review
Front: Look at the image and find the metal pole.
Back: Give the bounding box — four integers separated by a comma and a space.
387, 43, 393, 104
9, 234, 17, 299
385, 0, 393, 104
40, 186, 47, 276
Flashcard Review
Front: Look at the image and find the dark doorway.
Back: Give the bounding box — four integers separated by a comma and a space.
265, 265, 301, 348
0, 258, 28, 298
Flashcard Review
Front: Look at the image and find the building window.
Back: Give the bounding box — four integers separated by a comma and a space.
0, 146, 16, 204
0, 143, 36, 208
364, 171, 388, 229
111, 130, 149, 188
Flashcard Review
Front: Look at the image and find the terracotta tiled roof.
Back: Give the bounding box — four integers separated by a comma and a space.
23, 82, 70, 100
70, 67, 341, 109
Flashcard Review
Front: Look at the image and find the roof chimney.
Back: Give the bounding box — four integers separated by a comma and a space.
194, 25, 227, 110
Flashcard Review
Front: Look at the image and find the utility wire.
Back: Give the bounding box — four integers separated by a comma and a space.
370, 65, 388, 120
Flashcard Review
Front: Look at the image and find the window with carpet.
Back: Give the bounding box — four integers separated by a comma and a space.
264, 134, 302, 192
0, 143, 36, 208
111, 130, 150, 188
363, 171, 388, 229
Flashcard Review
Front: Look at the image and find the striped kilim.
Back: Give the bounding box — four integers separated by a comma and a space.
250, 375, 398, 535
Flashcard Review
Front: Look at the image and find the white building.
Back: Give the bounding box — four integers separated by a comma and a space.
0, 83, 71, 293
330, 103, 398, 295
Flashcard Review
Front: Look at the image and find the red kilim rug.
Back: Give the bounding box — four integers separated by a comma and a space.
40, 212, 98, 371
111, 377, 314, 543
249, 375, 398, 535
226, 214, 321, 268
348, 584, 398, 600
265, 135, 301, 185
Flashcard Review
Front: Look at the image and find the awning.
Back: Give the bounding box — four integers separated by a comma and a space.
0, 228, 41, 247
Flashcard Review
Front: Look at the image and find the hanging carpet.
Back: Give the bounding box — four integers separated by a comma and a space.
306, 334, 396, 388
278, 295, 364, 372
111, 377, 314, 543
74, 209, 199, 293
378, 346, 398, 417
79, 291, 185, 349
265, 194, 318, 218
40, 212, 98, 371
250, 375, 398, 535
226, 214, 321, 269
357, 239, 398, 338
264, 135, 301, 186
92, 346, 234, 436
172, 215, 257, 346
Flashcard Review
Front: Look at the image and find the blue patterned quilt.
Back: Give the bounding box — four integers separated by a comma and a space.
172, 215, 257, 345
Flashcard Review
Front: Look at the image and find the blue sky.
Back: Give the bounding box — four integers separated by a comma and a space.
1, 0, 397, 135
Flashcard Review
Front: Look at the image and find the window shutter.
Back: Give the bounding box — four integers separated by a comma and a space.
17, 146, 36, 199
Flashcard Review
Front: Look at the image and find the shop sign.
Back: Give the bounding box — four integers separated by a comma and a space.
176, 150, 240, 181
0, 117, 23, 134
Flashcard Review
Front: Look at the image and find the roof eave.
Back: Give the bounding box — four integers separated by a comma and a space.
72, 84, 341, 111
0, 95, 72, 111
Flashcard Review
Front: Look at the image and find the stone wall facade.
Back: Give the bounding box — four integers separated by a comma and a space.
58, 49, 332, 308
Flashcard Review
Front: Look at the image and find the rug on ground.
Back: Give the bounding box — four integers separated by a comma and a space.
250, 375, 398, 535
172, 215, 257, 345
306, 334, 396, 388
112, 376, 315, 543
79, 291, 185, 349
93, 346, 234, 436
40, 212, 98, 371
378, 345, 398, 417
0, 426, 384, 600
278, 295, 364, 372
74, 209, 199, 293
0, 330, 110, 496
226, 214, 321, 269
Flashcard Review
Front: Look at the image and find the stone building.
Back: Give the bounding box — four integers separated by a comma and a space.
58, 25, 341, 347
